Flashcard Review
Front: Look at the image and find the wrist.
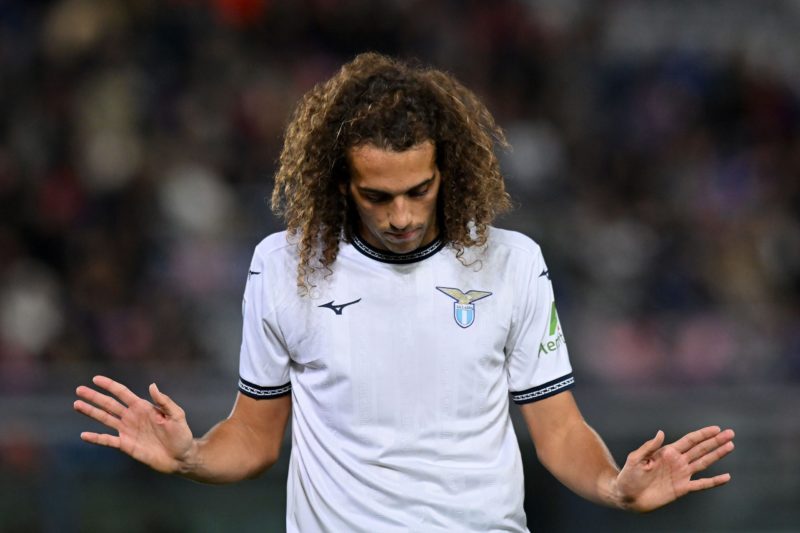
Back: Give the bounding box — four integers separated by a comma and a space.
175, 439, 201, 476
606, 472, 635, 511
609, 474, 649, 513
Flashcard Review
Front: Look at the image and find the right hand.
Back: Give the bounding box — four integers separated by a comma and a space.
74, 375, 195, 474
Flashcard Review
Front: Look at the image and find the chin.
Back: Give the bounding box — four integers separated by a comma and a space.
384, 239, 422, 254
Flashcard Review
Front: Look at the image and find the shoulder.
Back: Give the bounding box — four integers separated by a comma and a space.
486, 227, 543, 260
252, 231, 296, 261
248, 231, 300, 283
246, 232, 298, 304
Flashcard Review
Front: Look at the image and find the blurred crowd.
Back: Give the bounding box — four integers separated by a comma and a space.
1, 0, 799, 392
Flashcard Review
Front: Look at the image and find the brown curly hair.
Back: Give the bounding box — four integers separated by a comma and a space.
271, 52, 512, 290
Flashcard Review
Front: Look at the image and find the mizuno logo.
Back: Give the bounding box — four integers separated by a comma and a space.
318, 298, 361, 315
539, 269, 550, 280
436, 287, 493, 328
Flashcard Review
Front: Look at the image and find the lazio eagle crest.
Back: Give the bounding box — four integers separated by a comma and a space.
436, 287, 493, 328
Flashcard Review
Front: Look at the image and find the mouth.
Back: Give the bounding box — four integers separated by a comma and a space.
385, 228, 422, 243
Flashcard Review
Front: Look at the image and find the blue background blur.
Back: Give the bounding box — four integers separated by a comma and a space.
1, 0, 798, 531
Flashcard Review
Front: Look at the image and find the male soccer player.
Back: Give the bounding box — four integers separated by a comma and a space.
74, 53, 735, 532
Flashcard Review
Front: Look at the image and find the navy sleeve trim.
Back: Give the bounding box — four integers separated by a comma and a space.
238, 377, 292, 400
510, 373, 575, 404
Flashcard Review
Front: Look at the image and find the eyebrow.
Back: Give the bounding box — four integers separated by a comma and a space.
357, 176, 435, 196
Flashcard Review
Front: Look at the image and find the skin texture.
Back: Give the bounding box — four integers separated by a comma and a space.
520, 391, 735, 512
74, 375, 291, 483
346, 141, 441, 253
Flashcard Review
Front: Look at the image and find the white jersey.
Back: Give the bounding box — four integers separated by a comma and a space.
238, 227, 574, 532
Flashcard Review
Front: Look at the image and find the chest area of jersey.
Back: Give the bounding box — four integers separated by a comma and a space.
282, 269, 512, 378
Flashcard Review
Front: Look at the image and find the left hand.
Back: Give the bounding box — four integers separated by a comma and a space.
614, 425, 735, 512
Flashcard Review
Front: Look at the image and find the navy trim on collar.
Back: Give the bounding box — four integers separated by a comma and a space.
351, 233, 445, 264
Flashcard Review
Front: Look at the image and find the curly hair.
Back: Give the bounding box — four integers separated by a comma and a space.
272, 52, 512, 291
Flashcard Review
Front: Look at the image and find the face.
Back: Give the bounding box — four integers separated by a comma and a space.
345, 141, 441, 254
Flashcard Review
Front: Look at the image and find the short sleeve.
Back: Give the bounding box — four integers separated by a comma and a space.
505, 248, 574, 404
237, 248, 292, 400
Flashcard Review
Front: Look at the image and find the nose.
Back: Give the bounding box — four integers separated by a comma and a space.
388, 196, 412, 230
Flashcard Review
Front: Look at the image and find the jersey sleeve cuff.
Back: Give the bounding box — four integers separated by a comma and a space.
238, 376, 292, 400
509, 373, 575, 404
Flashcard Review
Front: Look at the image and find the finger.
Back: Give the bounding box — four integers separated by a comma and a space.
685, 428, 735, 463
76, 385, 127, 418
687, 472, 731, 493
670, 426, 722, 454
690, 440, 735, 474
628, 430, 665, 463
73, 399, 122, 431
92, 375, 140, 406
149, 383, 179, 418
80, 431, 121, 449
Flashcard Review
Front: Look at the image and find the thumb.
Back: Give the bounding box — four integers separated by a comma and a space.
630, 430, 665, 463
149, 383, 177, 416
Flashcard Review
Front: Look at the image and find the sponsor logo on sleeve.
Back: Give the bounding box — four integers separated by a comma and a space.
538, 301, 566, 357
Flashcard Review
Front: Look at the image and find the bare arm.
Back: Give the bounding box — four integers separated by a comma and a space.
74, 375, 291, 484
520, 391, 621, 506
180, 391, 291, 483
519, 391, 735, 512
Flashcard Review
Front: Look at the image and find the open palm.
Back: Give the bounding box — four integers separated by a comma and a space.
616, 426, 735, 512
74, 375, 194, 474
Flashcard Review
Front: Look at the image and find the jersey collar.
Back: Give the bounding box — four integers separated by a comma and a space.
351, 232, 445, 264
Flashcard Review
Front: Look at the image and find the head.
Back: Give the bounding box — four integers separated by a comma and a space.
345, 140, 440, 254
272, 53, 511, 290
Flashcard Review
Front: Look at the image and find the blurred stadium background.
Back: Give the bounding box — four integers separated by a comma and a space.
1, 0, 799, 531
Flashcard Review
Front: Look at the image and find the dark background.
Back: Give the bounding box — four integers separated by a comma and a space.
1, 0, 798, 531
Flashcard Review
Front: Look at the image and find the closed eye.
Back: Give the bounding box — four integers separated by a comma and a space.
408, 185, 430, 198
357, 176, 434, 203
363, 193, 391, 203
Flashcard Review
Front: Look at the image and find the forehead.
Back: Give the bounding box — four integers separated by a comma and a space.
346, 141, 437, 189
